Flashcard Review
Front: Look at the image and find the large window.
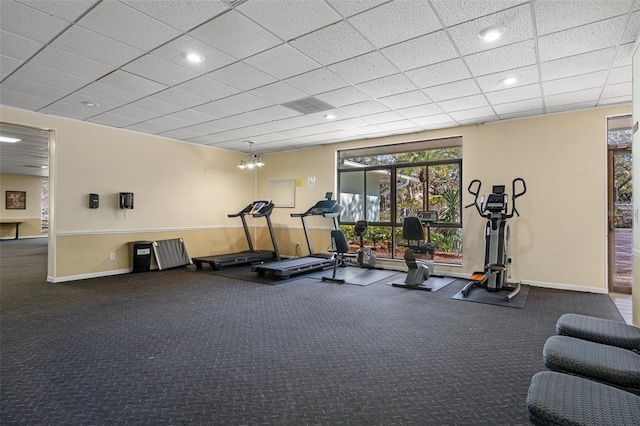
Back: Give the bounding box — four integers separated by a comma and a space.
338, 138, 463, 264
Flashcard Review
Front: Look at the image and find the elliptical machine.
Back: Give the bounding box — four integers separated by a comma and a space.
462, 178, 526, 301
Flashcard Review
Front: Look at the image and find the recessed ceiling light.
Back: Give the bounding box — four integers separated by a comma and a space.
324, 113, 337, 120
0, 136, 21, 143
184, 52, 205, 63
478, 26, 504, 42
81, 101, 100, 107
501, 76, 518, 85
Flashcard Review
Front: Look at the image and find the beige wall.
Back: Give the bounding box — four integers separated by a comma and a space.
1, 104, 631, 292
0, 173, 46, 239
258, 106, 630, 294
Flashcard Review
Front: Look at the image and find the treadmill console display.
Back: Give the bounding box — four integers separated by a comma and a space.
308, 199, 339, 215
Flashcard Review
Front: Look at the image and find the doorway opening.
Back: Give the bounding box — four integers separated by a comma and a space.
607, 115, 633, 295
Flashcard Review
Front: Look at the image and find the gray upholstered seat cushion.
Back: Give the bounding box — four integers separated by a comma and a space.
526, 371, 640, 426
556, 313, 640, 351
543, 335, 640, 394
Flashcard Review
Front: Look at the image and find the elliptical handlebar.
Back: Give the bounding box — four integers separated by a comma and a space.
506, 178, 527, 218
465, 178, 526, 219
465, 179, 489, 218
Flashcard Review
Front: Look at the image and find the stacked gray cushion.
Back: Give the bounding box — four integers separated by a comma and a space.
556, 313, 640, 351
543, 335, 640, 394
526, 371, 640, 426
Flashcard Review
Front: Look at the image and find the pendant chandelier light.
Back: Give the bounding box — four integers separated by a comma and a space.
237, 140, 264, 169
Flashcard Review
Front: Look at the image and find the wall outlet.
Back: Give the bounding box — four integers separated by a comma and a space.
109, 252, 116, 261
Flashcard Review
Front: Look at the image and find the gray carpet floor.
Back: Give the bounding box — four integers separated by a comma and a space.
0, 238, 624, 425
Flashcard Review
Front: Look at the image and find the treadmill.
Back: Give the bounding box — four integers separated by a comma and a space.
253, 193, 343, 279
192, 200, 280, 270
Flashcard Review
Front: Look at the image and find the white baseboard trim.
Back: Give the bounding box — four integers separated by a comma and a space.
519, 279, 608, 294
1, 235, 48, 240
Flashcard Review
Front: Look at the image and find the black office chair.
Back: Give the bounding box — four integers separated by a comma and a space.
322, 230, 349, 284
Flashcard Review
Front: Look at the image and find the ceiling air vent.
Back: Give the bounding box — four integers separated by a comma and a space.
281, 97, 334, 115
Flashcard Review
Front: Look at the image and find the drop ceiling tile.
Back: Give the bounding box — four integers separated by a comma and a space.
98, 70, 166, 97
492, 98, 544, 115
149, 88, 209, 109
245, 44, 320, 80
485, 83, 541, 105
12, 63, 90, 92
38, 101, 102, 120
546, 101, 595, 114
315, 86, 372, 107
61, 92, 121, 111
284, 68, 350, 95
601, 82, 632, 99
105, 105, 162, 122
167, 109, 217, 125
544, 87, 601, 108
127, 96, 183, 116
423, 79, 481, 102
0, 0, 68, 43
329, 117, 370, 130
207, 62, 277, 91
356, 74, 418, 99
181, 121, 227, 135
440, 94, 489, 112
123, 54, 199, 86
328, 51, 398, 84
224, 112, 272, 128
430, 0, 526, 26
289, 21, 373, 66
449, 106, 497, 122
411, 114, 455, 127
613, 42, 636, 67
382, 31, 458, 71
348, 125, 385, 136
538, 15, 629, 62
237, 0, 341, 41
622, 11, 640, 43
405, 59, 471, 89
17, 0, 99, 21
475, 65, 539, 93
245, 132, 291, 145
73, 81, 142, 105
499, 108, 544, 120
76, 1, 181, 51
122, 0, 229, 32
599, 95, 632, 105
0, 88, 52, 109
0, 30, 44, 61
339, 100, 389, 116
540, 48, 615, 81
157, 128, 202, 141
378, 90, 431, 110
190, 10, 281, 60
465, 40, 536, 77
193, 93, 271, 118
175, 76, 240, 101
396, 103, 444, 119
248, 81, 309, 104
256, 115, 323, 133
30, 46, 113, 81
252, 105, 301, 121
51, 26, 144, 68
1, 76, 67, 101
1, 55, 22, 79
326, 0, 388, 18
348, 1, 441, 48
607, 66, 632, 84
143, 115, 193, 132
447, 4, 533, 56
534, 0, 632, 36
360, 110, 405, 124
124, 121, 170, 134
151, 35, 237, 75
376, 120, 424, 132
88, 112, 141, 128
543, 71, 607, 96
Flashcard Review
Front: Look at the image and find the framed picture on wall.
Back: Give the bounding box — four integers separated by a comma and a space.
6, 191, 26, 209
